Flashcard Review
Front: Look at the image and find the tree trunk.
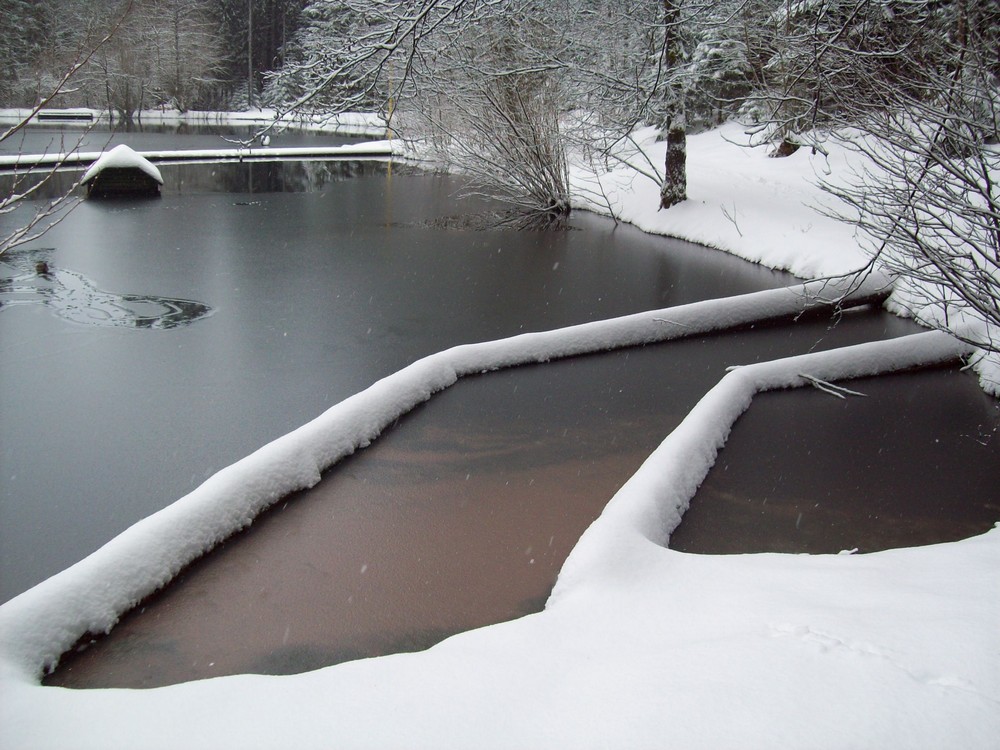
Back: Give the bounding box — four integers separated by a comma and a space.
661, 114, 687, 209
247, 0, 254, 108
659, 0, 687, 209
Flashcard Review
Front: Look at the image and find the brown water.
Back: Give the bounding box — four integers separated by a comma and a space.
48, 417, 645, 687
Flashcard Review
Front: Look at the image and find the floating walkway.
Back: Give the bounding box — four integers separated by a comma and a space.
0, 140, 394, 172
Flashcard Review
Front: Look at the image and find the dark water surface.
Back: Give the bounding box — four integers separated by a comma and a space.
1, 133, 997, 689
671, 366, 999, 554
3, 162, 790, 604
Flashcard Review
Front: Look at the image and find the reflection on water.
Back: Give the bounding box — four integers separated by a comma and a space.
170, 159, 398, 196
0, 159, 398, 202
1, 248, 212, 329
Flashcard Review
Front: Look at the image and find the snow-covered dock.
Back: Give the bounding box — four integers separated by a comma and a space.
35, 109, 94, 122
0, 140, 394, 172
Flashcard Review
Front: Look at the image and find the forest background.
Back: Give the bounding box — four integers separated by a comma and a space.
2, 0, 998, 358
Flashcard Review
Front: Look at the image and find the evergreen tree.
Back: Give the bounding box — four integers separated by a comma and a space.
209, 0, 306, 108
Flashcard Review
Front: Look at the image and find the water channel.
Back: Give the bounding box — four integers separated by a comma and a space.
1, 124, 997, 688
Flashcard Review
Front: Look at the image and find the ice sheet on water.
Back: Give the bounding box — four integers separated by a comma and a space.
0, 248, 213, 328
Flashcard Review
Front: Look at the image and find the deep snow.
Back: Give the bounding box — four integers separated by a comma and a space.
0, 120, 997, 749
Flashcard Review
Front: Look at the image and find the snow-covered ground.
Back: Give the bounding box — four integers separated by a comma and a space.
0, 123, 997, 749
568, 123, 999, 393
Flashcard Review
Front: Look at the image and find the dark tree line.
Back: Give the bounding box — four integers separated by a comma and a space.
215, 0, 308, 108
0, 0, 307, 117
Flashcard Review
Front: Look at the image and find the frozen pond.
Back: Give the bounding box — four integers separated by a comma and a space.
0, 126, 997, 688
1, 144, 791, 604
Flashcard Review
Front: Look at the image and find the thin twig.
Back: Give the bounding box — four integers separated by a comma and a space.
720, 201, 743, 237
798, 373, 867, 398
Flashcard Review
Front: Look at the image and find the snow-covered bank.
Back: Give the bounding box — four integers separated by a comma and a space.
567, 123, 1000, 394
2, 326, 995, 749
2, 277, 997, 748
569, 125, 867, 280
0, 275, 889, 681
